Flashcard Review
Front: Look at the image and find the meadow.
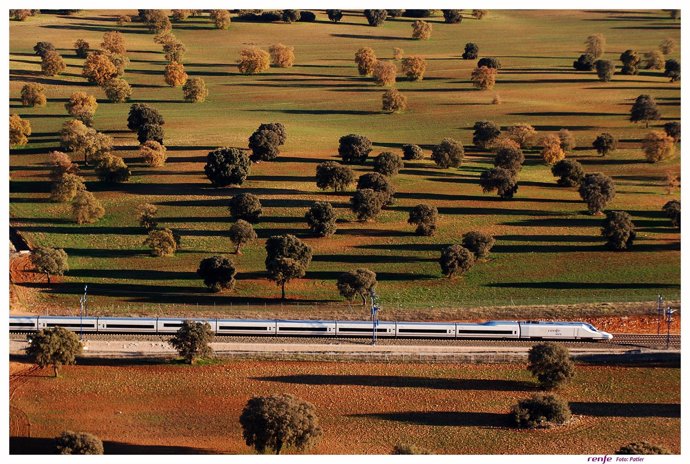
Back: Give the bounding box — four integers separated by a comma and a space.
9, 10, 681, 317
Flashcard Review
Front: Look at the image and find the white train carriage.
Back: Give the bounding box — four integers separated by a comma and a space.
97, 317, 158, 333
216, 319, 277, 336
456, 321, 520, 338
396, 321, 456, 338
9, 316, 39, 332
518, 321, 612, 340
335, 320, 397, 337
276, 320, 336, 336
156, 318, 218, 334
37, 316, 99, 332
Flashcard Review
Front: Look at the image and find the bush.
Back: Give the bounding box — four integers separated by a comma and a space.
73, 39, 90, 58
659, 37, 677, 55
337, 268, 377, 304
339, 133, 372, 164
402, 144, 424, 160
642, 131, 675, 163
20, 83, 47, 107
364, 9, 387, 26
551, 159, 585, 187
351, 189, 385, 221
393, 47, 404, 60
144, 227, 177, 257
663, 121, 680, 143
33, 41, 55, 57
138, 203, 158, 231
573, 53, 596, 71
30, 246, 69, 284
81, 53, 117, 85
663, 200, 680, 229
355, 47, 377, 76
103, 78, 132, 103
137, 123, 164, 144
51, 173, 86, 202
56, 431, 103, 455
282, 10, 301, 23
182, 77, 208, 103
210, 9, 230, 29
595, 59, 615, 81
373, 60, 397, 86
592, 132, 617, 156
664, 59, 680, 83
169, 320, 214, 363
541, 134, 566, 165
117, 15, 132, 26
462, 231, 495, 259
238, 48, 270, 74
408, 204, 438, 236
141, 9, 171, 33
644, 50, 665, 70
620, 49, 640, 75
127, 103, 164, 132
229, 193, 262, 222
382, 89, 407, 113
306, 201, 337, 237
313, 162, 354, 192
139, 140, 167, 167
240, 394, 322, 454
101, 30, 125, 55
248, 130, 280, 162
579, 173, 616, 214
299, 11, 316, 22
494, 141, 524, 174
439, 245, 475, 278
204, 147, 252, 187
462, 42, 479, 60
357, 172, 395, 205
585, 33, 605, 58
326, 10, 343, 22
164, 61, 188, 87
471, 66, 496, 90
265, 234, 312, 299
197, 256, 236, 292
473, 121, 501, 149
527, 342, 575, 389
480, 167, 518, 199
229, 219, 257, 254
9, 114, 31, 147
601, 211, 636, 250
558, 129, 576, 152
171, 9, 191, 21
431, 137, 464, 168
401, 56, 426, 81
443, 10, 463, 24
630, 94, 661, 127
95, 154, 130, 183
411, 20, 432, 40
505, 123, 537, 149
616, 442, 671, 455
512, 394, 571, 428
373, 152, 404, 177
11, 10, 33, 21
41, 51, 66, 76
269, 43, 295, 68
403, 10, 432, 18
65, 92, 98, 125
477, 57, 501, 69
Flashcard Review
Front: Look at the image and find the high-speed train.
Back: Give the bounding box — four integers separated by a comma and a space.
9, 316, 613, 340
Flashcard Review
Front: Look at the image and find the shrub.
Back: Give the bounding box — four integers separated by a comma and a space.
402, 56, 426, 80
403, 10, 432, 18
579, 173, 616, 214
9, 114, 31, 147
306, 201, 337, 237
364, 9, 387, 26
249, 129, 282, 162
471, 66, 496, 90
162, 38, 186, 63
299, 11, 316, 22
408, 204, 438, 236
541, 134, 566, 165
82, 53, 117, 85
595, 59, 615, 81
402, 144, 424, 160
462, 231, 495, 259
41, 51, 66, 76
462, 43, 479, 60
11, 10, 33, 21
204, 147, 252, 187
630, 94, 661, 127
527, 342, 575, 389
585, 33, 605, 58
141, 10, 171, 33
339, 133, 372, 164
265, 234, 312, 299
357, 172, 395, 205
393, 47, 404, 60
616, 442, 671, 455
164, 61, 188, 87
512, 394, 571, 428
642, 131, 675, 163
101, 30, 125, 55
443, 10, 463, 23
197, 256, 237, 292
138, 203, 158, 231
592, 132, 617, 156
431, 137, 464, 168
337, 268, 377, 304
619, 49, 640, 75
373, 60, 397, 86
117, 15, 132, 26
664, 59, 680, 82
33, 41, 55, 57
494, 141, 524, 174
382, 89, 407, 113
72, 191, 105, 224
51, 173, 85, 202
56, 431, 103, 454
374, 152, 404, 176
49, 151, 79, 180
439, 245, 475, 278
355, 47, 377, 76
127, 103, 164, 132
103, 78, 132, 103
20, 83, 47, 107
65, 92, 98, 125
551, 159, 585, 187
326, 10, 343, 22
659, 38, 677, 55
602, 211, 636, 251
573, 53, 596, 71
144, 227, 177, 256
95, 154, 130, 183
392, 444, 430, 455
315, 161, 355, 192
473, 121, 501, 149
30, 246, 69, 284
282, 10, 301, 23
505, 123, 537, 149
171, 9, 191, 21
269, 43, 295, 68
643, 50, 665, 70
238, 48, 270, 75
480, 167, 518, 199
137, 123, 164, 144
139, 140, 167, 167
229, 193, 262, 222
477, 57, 501, 69
73, 39, 90, 58
210, 9, 230, 29
663, 121, 680, 143
411, 20, 432, 40
182, 77, 208, 103
240, 394, 322, 454
169, 321, 214, 363
558, 128, 576, 152
351, 189, 385, 221
229, 220, 257, 254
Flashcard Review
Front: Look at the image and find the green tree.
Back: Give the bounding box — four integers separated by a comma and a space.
442, 10, 463, 23
265, 235, 312, 299
551, 159, 585, 187
601, 211, 636, 251
204, 147, 252, 187
229, 193, 262, 222
439, 245, 475, 278
592, 133, 617, 156
392, 443, 431, 454
26, 327, 82, 377
339, 134, 372, 164
527, 342, 575, 389
462, 42, 479, 60
494, 141, 524, 174
169, 320, 214, 364
56, 431, 103, 455
662, 200, 680, 229
337, 268, 377, 304
364, 9, 387, 26
595, 59, 615, 81
373, 151, 404, 177
512, 394, 571, 428
229, 220, 257, 254
407, 204, 438, 236
620, 49, 640, 75
350, 189, 385, 221
431, 137, 464, 168
305, 201, 337, 237
197, 256, 237, 292
144, 228, 177, 256
616, 442, 671, 455
315, 161, 355, 192
402, 144, 424, 160
578, 173, 615, 214
30, 246, 68, 283
127, 103, 165, 132
480, 167, 518, 199
630, 94, 660, 127
357, 172, 395, 205
473, 121, 501, 149
461, 231, 495, 259
664, 59, 680, 82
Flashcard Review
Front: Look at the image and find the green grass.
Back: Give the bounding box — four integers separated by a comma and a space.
9, 10, 680, 316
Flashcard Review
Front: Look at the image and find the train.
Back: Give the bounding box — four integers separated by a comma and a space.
9, 316, 613, 340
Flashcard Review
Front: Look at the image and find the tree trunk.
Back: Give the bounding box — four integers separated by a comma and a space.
360, 293, 366, 306
46, 272, 51, 284
275, 440, 283, 455
53, 364, 58, 377
281, 282, 286, 300
235, 242, 241, 254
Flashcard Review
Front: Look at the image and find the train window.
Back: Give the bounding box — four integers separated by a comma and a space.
398, 328, 451, 334
10, 322, 35, 327
219, 326, 272, 331
278, 327, 328, 332
105, 324, 155, 329
163, 323, 183, 327
339, 327, 389, 333
457, 329, 514, 334
46, 323, 96, 328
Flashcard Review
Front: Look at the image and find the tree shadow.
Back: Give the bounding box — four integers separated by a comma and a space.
312, 253, 431, 264
306, 270, 436, 281
10, 436, 214, 455
41, 23, 153, 34
331, 33, 410, 41
569, 402, 679, 418
68, 269, 198, 280
349, 411, 510, 428
486, 282, 679, 291
250, 108, 380, 116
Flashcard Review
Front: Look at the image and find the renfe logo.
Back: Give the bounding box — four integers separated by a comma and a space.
587, 457, 612, 462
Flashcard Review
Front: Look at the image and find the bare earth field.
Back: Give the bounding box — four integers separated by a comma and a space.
9, 9, 680, 317
9, 359, 680, 454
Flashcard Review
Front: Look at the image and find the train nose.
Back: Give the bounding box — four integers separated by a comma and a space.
601, 331, 613, 340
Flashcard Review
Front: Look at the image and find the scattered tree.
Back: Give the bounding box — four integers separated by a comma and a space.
540, 134, 566, 165
616, 442, 671, 455
249, 128, 281, 161
20, 83, 47, 107
59, 119, 90, 152
337, 268, 377, 304
664, 171, 680, 195
56, 431, 103, 455
229, 193, 262, 222
512, 394, 571, 428
171, 9, 192, 22
30, 246, 69, 284
393, 47, 404, 60
357, 172, 395, 205
480, 167, 518, 199
127, 103, 164, 132
80, 130, 114, 164
182, 77, 208, 103
240, 393, 322, 455
229, 220, 258, 254
81, 52, 118, 85
11, 10, 34, 21
551, 159, 585, 187
315, 161, 355, 192
663, 121, 680, 143
620, 49, 640, 75
643, 50, 665, 70
592, 132, 617, 156
339, 133, 372, 164
141, 9, 172, 33
471, 66, 497, 90
558, 129, 576, 152
204, 147, 252, 187
41, 50, 66, 76
431, 137, 464, 168
373, 60, 397, 86
305, 202, 337, 237
26, 327, 81, 377
630, 94, 660, 127
462, 231, 496, 259
137, 123, 164, 144
477, 57, 501, 69
9, 114, 31, 147
473, 121, 501, 149
462, 42, 479, 60
411, 20, 432, 40
33, 41, 55, 57
659, 38, 677, 55
71, 191, 105, 224
138, 203, 158, 231
601, 211, 636, 251
326, 10, 343, 22
51, 173, 85, 202
95, 154, 130, 183
527, 342, 575, 389
664, 59, 680, 82
117, 15, 132, 26
642, 130, 675, 163
494, 141, 524, 174
197, 255, 237, 292
65, 92, 98, 125
373, 152, 404, 176
439, 245, 475, 278
265, 234, 312, 300
402, 144, 424, 160
443, 10, 463, 24
238, 48, 270, 75
269, 43, 295, 68
103, 78, 132, 103
73, 39, 90, 58
401, 56, 426, 81
210, 9, 231, 29
282, 10, 301, 23
169, 321, 214, 363
578, 173, 616, 214
101, 31, 125, 55
144, 227, 177, 256
140, 140, 167, 167
585, 33, 605, 58
49, 151, 79, 179
382, 89, 407, 113
505, 123, 537, 149
350, 189, 385, 221
473, 10, 488, 19
573, 53, 596, 71
408, 204, 438, 236
164, 61, 188, 87
354, 47, 378, 76
595, 59, 615, 81
364, 9, 387, 26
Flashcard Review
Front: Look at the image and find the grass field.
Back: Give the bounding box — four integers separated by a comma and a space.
10, 358, 680, 454
9, 10, 681, 316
